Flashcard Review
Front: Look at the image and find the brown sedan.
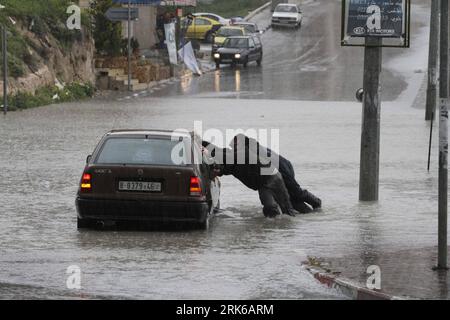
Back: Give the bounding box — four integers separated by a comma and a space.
76, 130, 220, 230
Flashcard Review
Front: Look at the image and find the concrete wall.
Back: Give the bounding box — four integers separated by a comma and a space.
122, 7, 158, 54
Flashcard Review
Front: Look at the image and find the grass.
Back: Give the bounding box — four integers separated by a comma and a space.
195, 0, 269, 18
0, 0, 89, 78
7, 83, 95, 111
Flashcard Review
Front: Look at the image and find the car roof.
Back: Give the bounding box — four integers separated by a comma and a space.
233, 22, 256, 26
225, 35, 252, 39
219, 26, 245, 30
106, 130, 193, 139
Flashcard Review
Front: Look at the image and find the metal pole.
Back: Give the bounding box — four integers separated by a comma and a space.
438, 0, 448, 270
359, 37, 382, 202
428, 112, 434, 172
2, 25, 7, 115
127, 0, 131, 92
426, 0, 440, 121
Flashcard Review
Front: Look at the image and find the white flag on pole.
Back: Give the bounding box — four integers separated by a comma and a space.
164, 22, 178, 65
178, 42, 202, 76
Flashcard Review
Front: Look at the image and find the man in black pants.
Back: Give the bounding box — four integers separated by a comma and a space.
212, 138, 299, 218
203, 134, 321, 215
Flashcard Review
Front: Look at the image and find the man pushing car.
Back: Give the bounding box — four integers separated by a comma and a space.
202, 134, 321, 218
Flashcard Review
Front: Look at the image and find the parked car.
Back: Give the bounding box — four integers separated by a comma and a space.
271, 3, 303, 28
192, 12, 230, 26
212, 26, 247, 54
182, 16, 222, 43
231, 22, 262, 36
214, 36, 263, 69
76, 130, 221, 230
230, 16, 245, 24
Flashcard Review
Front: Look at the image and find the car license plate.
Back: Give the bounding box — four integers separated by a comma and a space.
222, 59, 232, 63
119, 181, 162, 192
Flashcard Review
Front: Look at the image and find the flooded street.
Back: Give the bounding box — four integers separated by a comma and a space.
0, 0, 437, 299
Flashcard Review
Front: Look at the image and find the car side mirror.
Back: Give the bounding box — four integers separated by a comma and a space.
86, 155, 92, 164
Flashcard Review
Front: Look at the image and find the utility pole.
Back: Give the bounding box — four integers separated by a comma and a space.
127, 0, 132, 92
359, 37, 382, 202
426, 0, 441, 121
2, 25, 7, 115
437, 0, 449, 270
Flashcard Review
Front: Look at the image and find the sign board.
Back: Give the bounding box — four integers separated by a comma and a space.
165, 23, 178, 65
106, 8, 139, 21
160, 0, 197, 6
341, 0, 410, 47
113, 0, 161, 4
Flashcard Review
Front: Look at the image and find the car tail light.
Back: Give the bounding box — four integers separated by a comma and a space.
190, 176, 202, 196
80, 173, 92, 192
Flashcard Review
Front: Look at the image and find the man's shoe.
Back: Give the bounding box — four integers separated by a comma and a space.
302, 190, 322, 210
286, 208, 300, 217
293, 201, 313, 214
263, 206, 281, 218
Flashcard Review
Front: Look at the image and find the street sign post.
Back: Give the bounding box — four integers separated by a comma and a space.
341, 1, 410, 201
437, 0, 448, 271
341, 0, 411, 48
106, 5, 140, 92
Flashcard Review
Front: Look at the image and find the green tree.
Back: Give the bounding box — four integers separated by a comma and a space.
91, 0, 122, 56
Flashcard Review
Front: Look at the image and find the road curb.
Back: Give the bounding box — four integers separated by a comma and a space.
302, 263, 405, 300
245, 1, 271, 21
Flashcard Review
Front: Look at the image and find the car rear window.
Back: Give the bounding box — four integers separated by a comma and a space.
217, 28, 244, 37
95, 138, 188, 166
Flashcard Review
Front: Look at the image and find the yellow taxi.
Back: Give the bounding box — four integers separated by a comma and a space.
182, 16, 223, 43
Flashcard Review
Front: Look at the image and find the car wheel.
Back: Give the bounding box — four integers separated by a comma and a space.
214, 200, 221, 213
195, 218, 209, 230
243, 58, 249, 68
257, 56, 262, 66
205, 31, 213, 43
77, 217, 95, 229
216, 62, 220, 69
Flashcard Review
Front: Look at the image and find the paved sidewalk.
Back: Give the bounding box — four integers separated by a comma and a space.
304, 247, 450, 300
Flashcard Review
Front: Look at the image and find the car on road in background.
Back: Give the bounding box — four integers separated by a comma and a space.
76, 130, 221, 230
212, 26, 247, 54
182, 16, 222, 43
193, 12, 230, 26
231, 22, 262, 36
271, 3, 303, 28
230, 16, 245, 24
214, 36, 263, 69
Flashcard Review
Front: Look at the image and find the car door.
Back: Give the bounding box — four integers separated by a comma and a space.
248, 37, 257, 61
194, 18, 211, 39
253, 36, 263, 58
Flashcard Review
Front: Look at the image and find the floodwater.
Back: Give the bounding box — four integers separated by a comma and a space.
0, 0, 436, 299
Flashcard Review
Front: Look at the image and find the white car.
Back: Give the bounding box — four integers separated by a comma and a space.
271, 3, 303, 28
192, 13, 230, 26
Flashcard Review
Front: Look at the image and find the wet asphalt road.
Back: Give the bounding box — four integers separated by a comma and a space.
148, 0, 419, 101
0, 0, 434, 299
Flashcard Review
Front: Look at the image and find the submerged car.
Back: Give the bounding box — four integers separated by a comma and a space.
76, 130, 220, 230
212, 26, 247, 53
271, 3, 303, 28
214, 36, 263, 68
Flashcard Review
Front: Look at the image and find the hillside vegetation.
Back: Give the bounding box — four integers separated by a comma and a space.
0, 0, 95, 110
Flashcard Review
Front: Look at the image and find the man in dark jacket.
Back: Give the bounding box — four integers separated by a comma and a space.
203, 134, 321, 215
